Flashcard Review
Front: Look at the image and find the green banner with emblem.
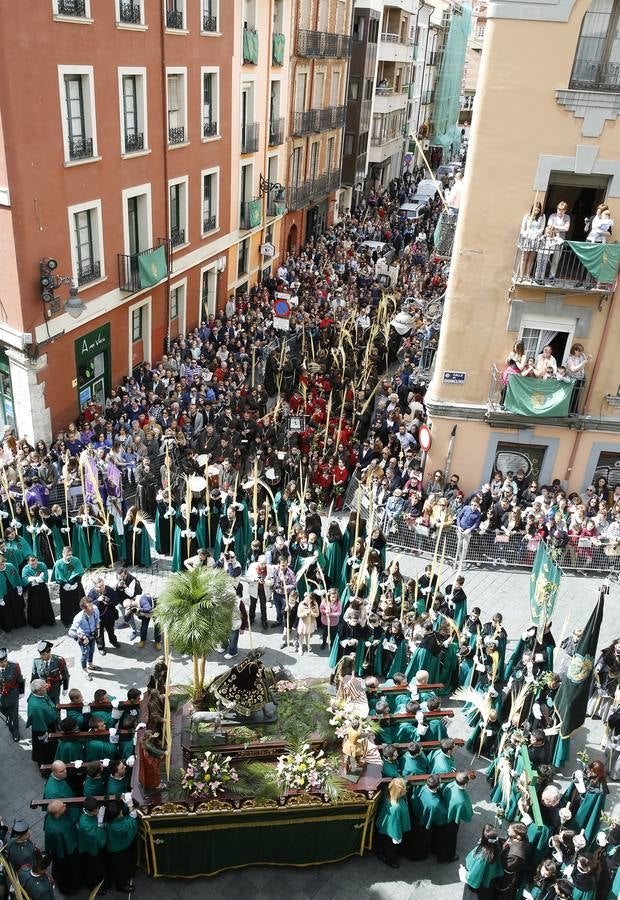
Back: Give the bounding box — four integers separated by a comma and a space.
529, 541, 561, 641
505, 376, 572, 417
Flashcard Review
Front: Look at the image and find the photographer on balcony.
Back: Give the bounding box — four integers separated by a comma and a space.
565, 343, 592, 416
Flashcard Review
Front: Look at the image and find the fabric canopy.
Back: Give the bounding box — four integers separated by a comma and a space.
567, 241, 620, 283
505, 376, 572, 417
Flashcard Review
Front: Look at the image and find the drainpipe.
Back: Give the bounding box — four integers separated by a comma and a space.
159, 3, 172, 351
563, 289, 616, 486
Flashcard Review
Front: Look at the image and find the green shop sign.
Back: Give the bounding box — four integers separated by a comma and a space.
75, 323, 111, 366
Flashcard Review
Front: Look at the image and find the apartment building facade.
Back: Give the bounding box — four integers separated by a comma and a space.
283, 0, 353, 251
0, 0, 237, 440
425, 0, 620, 494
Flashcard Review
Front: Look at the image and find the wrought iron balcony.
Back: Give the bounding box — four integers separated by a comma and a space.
487, 364, 586, 422
68, 136, 94, 160
380, 32, 403, 43
241, 122, 260, 154
297, 30, 351, 58
268, 117, 285, 146
168, 126, 185, 145
77, 261, 101, 286
203, 213, 217, 234
124, 132, 144, 153
58, 0, 87, 16
292, 109, 318, 136
287, 182, 311, 211
202, 14, 217, 32
292, 106, 346, 136
119, 2, 141, 24
117, 239, 170, 293
512, 238, 616, 293
266, 190, 286, 217
326, 168, 341, 193
240, 199, 262, 230
569, 58, 620, 92
203, 120, 218, 138
170, 227, 185, 247
166, 8, 184, 29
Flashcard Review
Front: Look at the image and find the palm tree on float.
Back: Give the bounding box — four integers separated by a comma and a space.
154, 567, 236, 701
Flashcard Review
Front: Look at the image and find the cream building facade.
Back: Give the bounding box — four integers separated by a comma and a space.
425, 0, 620, 494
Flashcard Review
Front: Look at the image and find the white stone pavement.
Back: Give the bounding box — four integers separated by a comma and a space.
1, 550, 618, 899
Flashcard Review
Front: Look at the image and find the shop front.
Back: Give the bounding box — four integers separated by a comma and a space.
74, 323, 111, 415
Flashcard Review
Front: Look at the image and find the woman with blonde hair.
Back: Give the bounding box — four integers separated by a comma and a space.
296, 591, 320, 655
375, 777, 411, 868
518, 201, 546, 279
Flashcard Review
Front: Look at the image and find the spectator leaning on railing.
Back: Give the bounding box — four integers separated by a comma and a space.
454, 496, 482, 571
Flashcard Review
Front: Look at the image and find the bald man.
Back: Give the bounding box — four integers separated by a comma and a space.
43, 800, 81, 895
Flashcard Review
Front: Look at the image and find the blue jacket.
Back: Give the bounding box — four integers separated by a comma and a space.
456, 505, 481, 531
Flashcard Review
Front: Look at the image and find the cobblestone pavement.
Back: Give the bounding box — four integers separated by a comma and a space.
1, 548, 618, 899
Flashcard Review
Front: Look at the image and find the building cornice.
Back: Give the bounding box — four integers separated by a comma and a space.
486, 0, 578, 22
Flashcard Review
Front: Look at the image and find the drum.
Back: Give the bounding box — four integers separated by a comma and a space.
207, 466, 220, 489
188, 475, 207, 494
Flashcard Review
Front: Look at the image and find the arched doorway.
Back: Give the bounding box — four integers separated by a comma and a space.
287, 224, 298, 255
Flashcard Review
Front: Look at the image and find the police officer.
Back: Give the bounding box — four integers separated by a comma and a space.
31, 640, 69, 706
0, 648, 24, 741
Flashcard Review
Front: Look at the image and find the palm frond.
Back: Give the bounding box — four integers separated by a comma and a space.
453, 686, 492, 723
497, 758, 513, 808
154, 567, 235, 657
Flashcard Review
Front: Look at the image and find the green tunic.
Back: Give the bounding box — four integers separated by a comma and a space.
106, 814, 138, 852
405, 645, 441, 684
573, 787, 607, 843
55, 739, 85, 762
18, 867, 56, 900
0, 562, 21, 596
83, 774, 106, 795
5, 535, 31, 569
430, 751, 456, 775
85, 738, 120, 762
44, 812, 78, 858
21, 562, 49, 585
381, 759, 401, 778
43, 777, 79, 823
77, 811, 107, 855
411, 785, 448, 828
463, 846, 505, 889
375, 795, 411, 841
26, 693, 58, 732
106, 774, 128, 796
443, 782, 473, 824
319, 538, 344, 588
51, 557, 85, 585
401, 751, 429, 777
394, 721, 419, 743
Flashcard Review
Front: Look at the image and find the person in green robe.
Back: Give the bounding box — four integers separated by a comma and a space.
0, 555, 26, 630
425, 698, 449, 741
43, 799, 81, 895
3, 527, 32, 569
408, 774, 448, 861
26, 680, 58, 764
105, 799, 139, 892
460, 823, 505, 900
83, 761, 106, 796
213, 501, 251, 572
571, 761, 609, 843
43, 761, 80, 823
430, 738, 457, 775
123, 506, 152, 568
393, 701, 422, 743
381, 745, 401, 778
444, 575, 468, 630
154, 494, 175, 556
570, 854, 598, 900
375, 620, 408, 679
320, 522, 345, 588
77, 796, 108, 891
171, 504, 201, 572
54, 718, 85, 763
375, 777, 411, 868
51, 547, 84, 626
436, 771, 474, 863
69, 506, 96, 568
401, 741, 429, 778
374, 700, 395, 745
595, 823, 620, 900
48, 504, 69, 556
106, 759, 130, 796
22, 557, 55, 628
405, 623, 442, 684
84, 715, 121, 763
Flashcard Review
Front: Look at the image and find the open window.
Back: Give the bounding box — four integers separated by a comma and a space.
570, 0, 620, 91
543, 172, 610, 241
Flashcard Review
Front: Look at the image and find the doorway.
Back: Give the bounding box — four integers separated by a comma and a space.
544, 173, 609, 241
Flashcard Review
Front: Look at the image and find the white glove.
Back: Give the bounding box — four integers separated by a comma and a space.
129, 809, 138, 818
111, 708, 123, 721
535, 653, 544, 663
415, 711, 425, 723
564, 865, 574, 880
559, 805, 572, 822
102, 758, 110, 767
552, 850, 563, 863
501, 723, 510, 732
485, 729, 493, 737
97, 806, 105, 826
442, 639, 451, 647
125, 754, 135, 767
16, 587, 22, 595
109, 731, 120, 746
111, 699, 120, 709
82, 705, 91, 714
122, 792, 133, 806
136, 722, 147, 730
417, 723, 428, 736
521, 630, 530, 641
61, 690, 68, 698
573, 832, 587, 851
475, 662, 485, 672
532, 703, 542, 720
489, 688, 498, 698
458, 865, 467, 884
74, 759, 83, 769
596, 831, 608, 847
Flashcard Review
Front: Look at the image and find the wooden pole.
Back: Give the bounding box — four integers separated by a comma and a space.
63, 452, 72, 550
165, 444, 173, 552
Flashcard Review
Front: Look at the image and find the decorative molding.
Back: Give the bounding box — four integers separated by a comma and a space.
556, 89, 620, 138
487, 0, 578, 22
506, 295, 595, 336
533, 148, 620, 197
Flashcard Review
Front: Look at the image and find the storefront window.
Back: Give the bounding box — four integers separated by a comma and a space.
74, 324, 111, 414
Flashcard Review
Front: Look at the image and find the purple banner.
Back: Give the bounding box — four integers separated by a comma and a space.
83, 455, 99, 501
106, 459, 123, 499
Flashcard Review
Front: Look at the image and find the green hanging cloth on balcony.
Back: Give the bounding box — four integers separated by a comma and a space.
272, 32, 285, 65
243, 27, 259, 64
567, 241, 620, 284
505, 376, 572, 418
248, 199, 262, 228
274, 200, 287, 216
138, 246, 168, 289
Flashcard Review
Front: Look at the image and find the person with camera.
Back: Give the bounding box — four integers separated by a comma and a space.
87, 578, 119, 655
126, 594, 161, 650
115, 567, 142, 639
68, 597, 100, 681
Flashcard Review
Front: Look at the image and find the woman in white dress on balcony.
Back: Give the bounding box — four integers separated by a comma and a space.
586, 204, 614, 243
518, 201, 546, 280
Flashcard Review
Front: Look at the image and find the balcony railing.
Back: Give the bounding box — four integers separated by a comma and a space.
68, 136, 94, 160
487, 364, 586, 420
166, 9, 184, 29
119, 2, 141, 24
170, 227, 185, 248
168, 126, 185, 145
268, 117, 285, 146
58, 0, 87, 16
117, 239, 170, 293
421, 89, 435, 105
376, 85, 395, 95
241, 122, 259, 153
77, 261, 101, 286
512, 238, 616, 293
292, 106, 346, 136
203, 120, 218, 138
203, 213, 217, 234
292, 108, 318, 136
287, 171, 341, 211
370, 132, 402, 146
297, 30, 351, 58
202, 14, 217, 32
326, 168, 341, 193
240, 199, 262, 230
124, 132, 144, 153
380, 32, 403, 43
267, 190, 287, 217
570, 58, 620, 92
287, 182, 311, 211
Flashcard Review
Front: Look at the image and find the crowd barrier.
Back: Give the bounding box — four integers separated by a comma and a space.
342, 474, 619, 577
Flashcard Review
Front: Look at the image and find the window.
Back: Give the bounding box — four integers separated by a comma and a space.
331, 70, 341, 107
300, 0, 311, 29
327, 135, 335, 173
201, 69, 219, 138
336, 0, 345, 33
165, 0, 185, 30
313, 72, 325, 109
167, 69, 187, 145
68, 200, 104, 287
238, 238, 249, 277
169, 282, 186, 338
122, 183, 152, 257
202, 0, 218, 32
593, 449, 620, 490
54, 0, 91, 17
309, 142, 319, 183
365, 78, 374, 100
348, 79, 359, 100
169, 177, 188, 247
318, 0, 328, 31
242, 0, 256, 29
353, 15, 365, 41
570, 0, 620, 91
119, 69, 147, 154
117, 0, 143, 25
344, 133, 354, 156
132, 306, 143, 341
59, 67, 97, 163
273, 0, 283, 32
201, 168, 219, 234
291, 146, 302, 188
